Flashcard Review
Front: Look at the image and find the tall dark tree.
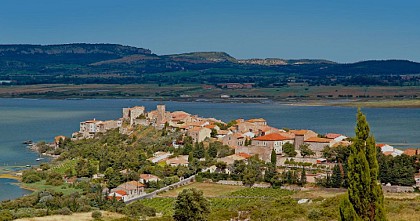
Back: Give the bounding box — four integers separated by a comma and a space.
207, 143, 218, 158
271, 148, 277, 165
331, 164, 343, 188
339, 109, 386, 221
300, 167, 307, 186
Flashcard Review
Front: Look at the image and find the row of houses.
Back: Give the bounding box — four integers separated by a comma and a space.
73, 104, 351, 164
106, 173, 162, 202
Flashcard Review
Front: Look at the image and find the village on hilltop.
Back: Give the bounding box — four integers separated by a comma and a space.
65, 104, 420, 202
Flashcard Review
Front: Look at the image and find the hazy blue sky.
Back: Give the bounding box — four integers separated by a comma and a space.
1, 0, 419, 62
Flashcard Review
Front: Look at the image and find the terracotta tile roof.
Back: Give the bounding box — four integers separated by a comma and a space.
189, 127, 203, 132
124, 181, 145, 189
233, 133, 244, 139
383, 151, 393, 156
84, 119, 101, 123
139, 174, 160, 180
246, 118, 266, 123
403, 148, 418, 156
115, 190, 127, 196
305, 137, 332, 143
254, 133, 292, 141
205, 125, 216, 129
290, 130, 308, 136
236, 152, 252, 159
171, 111, 190, 119
325, 133, 342, 139
166, 155, 189, 165
376, 143, 386, 148
217, 130, 229, 135
259, 126, 277, 132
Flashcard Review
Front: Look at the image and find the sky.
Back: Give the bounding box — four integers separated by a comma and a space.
1, 0, 419, 63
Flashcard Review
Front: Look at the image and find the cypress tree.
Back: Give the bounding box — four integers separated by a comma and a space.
300, 166, 307, 186
271, 148, 277, 165
331, 164, 343, 188
339, 109, 386, 221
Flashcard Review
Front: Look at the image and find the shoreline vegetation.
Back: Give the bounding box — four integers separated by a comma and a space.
0, 84, 419, 108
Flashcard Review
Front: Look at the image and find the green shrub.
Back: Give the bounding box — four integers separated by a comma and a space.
23, 174, 42, 183
92, 210, 102, 219
308, 209, 322, 220
0, 210, 14, 221
56, 207, 72, 215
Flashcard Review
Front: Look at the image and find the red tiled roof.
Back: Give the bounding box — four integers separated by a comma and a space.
403, 148, 418, 156
139, 174, 160, 180
236, 152, 252, 159
115, 190, 127, 196
305, 137, 332, 143
247, 118, 266, 123
325, 133, 342, 139
205, 125, 216, 129
253, 133, 292, 141
383, 151, 393, 156
290, 130, 308, 136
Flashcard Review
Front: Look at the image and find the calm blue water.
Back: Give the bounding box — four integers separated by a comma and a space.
0, 98, 419, 200
0, 178, 32, 201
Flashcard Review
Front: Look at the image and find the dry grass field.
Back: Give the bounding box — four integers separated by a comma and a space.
14, 211, 124, 221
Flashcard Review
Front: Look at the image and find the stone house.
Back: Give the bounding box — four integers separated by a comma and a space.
139, 174, 161, 183
109, 181, 145, 202
122, 106, 146, 126
222, 133, 245, 148
166, 155, 189, 167
187, 127, 212, 143
252, 133, 294, 154
304, 137, 333, 157
290, 129, 318, 148
218, 153, 251, 165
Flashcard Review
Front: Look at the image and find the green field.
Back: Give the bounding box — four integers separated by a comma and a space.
1, 84, 419, 108
20, 180, 82, 196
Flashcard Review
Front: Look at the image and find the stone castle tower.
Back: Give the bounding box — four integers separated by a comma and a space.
157, 104, 165, 124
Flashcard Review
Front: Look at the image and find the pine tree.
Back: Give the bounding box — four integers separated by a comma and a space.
339, 109, 386, 221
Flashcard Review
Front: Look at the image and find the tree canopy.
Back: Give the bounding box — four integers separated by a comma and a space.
173, 188, 210, 221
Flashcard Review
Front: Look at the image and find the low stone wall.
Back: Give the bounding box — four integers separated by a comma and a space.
252, 183, 271, 188
216, 180, 271, 188
382, 185, 414, 193
125, 175, 195, 203
216, 180, 243, 186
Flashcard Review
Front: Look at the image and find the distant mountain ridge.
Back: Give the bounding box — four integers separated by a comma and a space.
0, 43, 419, 86
0, 43, 151, 56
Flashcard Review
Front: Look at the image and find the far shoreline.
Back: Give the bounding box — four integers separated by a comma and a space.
1, 96, 419, 109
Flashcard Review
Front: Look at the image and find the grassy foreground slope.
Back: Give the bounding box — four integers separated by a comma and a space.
14, 211, 124, 221
139, 182, 420, 221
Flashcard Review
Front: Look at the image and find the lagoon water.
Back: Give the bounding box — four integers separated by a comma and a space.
0, 98, 419, 200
